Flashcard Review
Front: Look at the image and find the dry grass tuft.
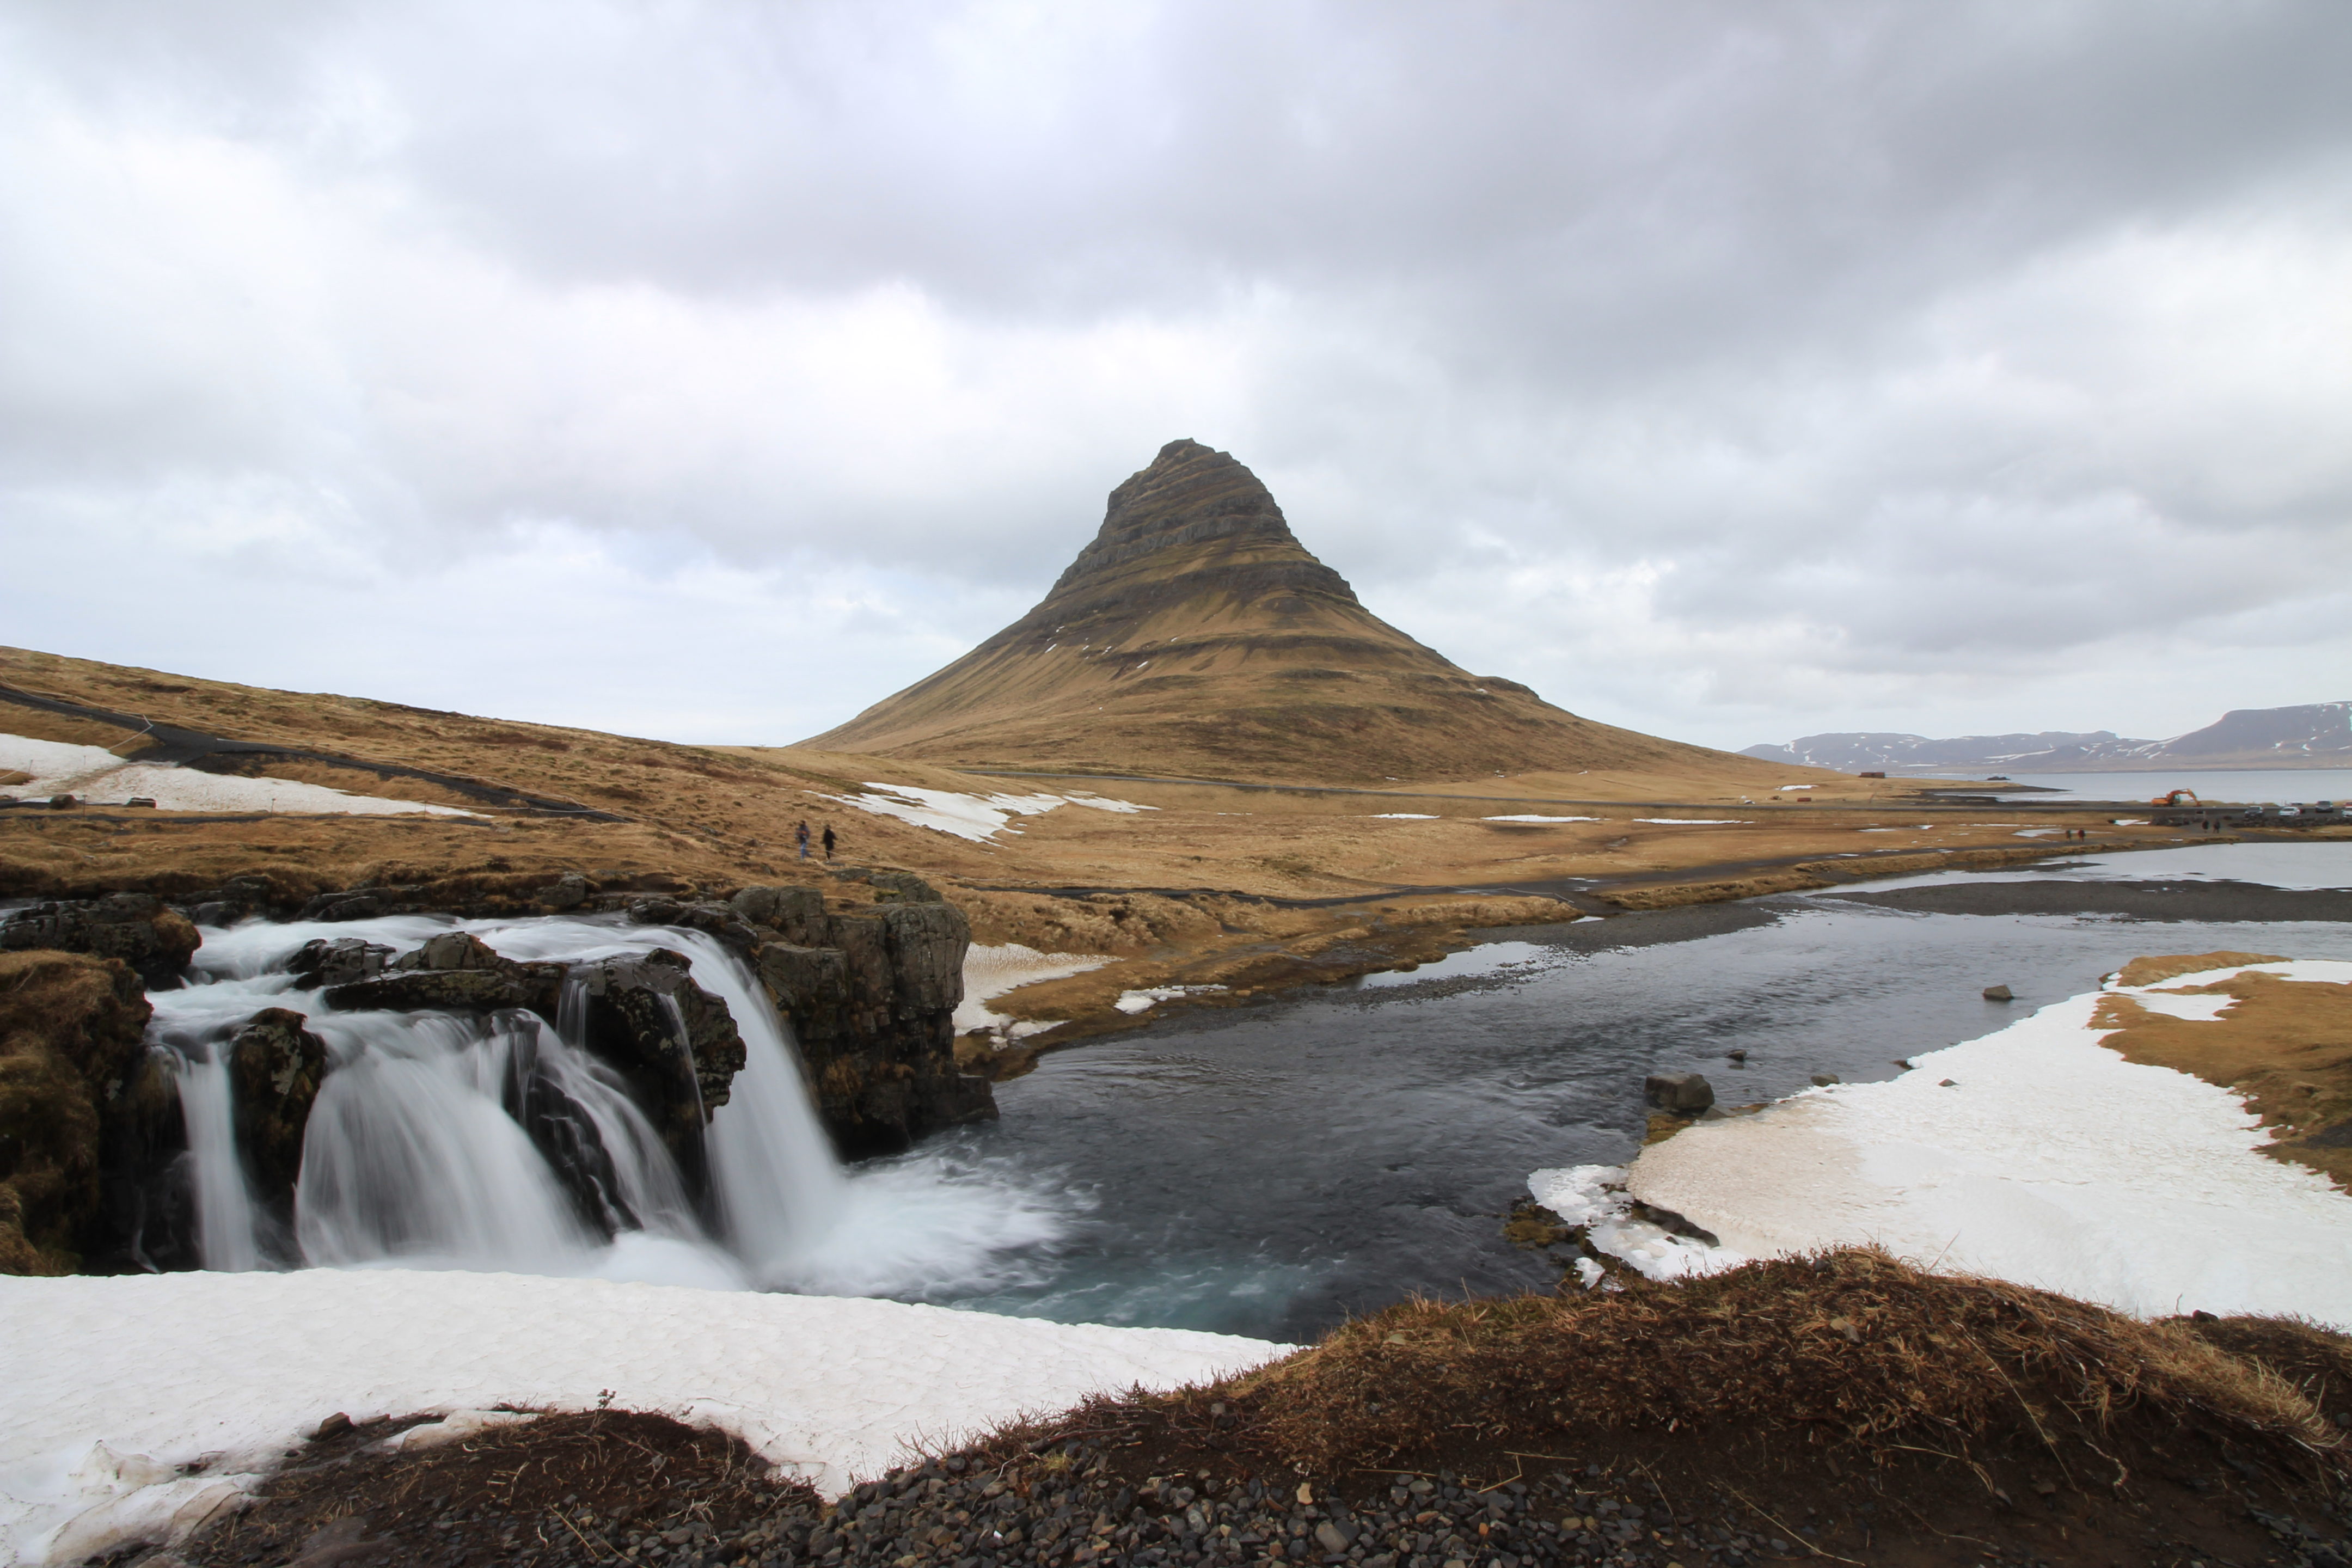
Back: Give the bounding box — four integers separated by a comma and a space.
1188, 1251, 2341, 1481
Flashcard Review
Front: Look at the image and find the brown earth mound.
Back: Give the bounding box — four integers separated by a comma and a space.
147, 1253, 2352, 1568
808, 440, 1779, 788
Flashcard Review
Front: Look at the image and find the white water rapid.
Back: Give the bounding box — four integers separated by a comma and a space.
146, 913, 1069, 1296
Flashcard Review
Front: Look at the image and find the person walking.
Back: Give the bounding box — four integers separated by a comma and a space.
796, 820, 811, 860
822, 824, 837, 861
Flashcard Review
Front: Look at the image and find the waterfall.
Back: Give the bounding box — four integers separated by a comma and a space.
660, 931, 851, 1281
174, 1046, 261, 1272
137, 909, 1064, 1298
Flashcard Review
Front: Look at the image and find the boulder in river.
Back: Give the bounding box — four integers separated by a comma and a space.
1983, 983, 2015, 1002
225, 1008, 329, 1228
1644, 1071, 1716, 1115
287, 936, 395, 990
0, 893, 201, 989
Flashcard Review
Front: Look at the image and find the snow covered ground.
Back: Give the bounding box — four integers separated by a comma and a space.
0, 1269, 1288, 1566
1850, 841, 2352, 893
955, 944, 1117, 1041
1546, 959, 2352, 1326
0, 734, 476, 817
817, 783, 1154, 844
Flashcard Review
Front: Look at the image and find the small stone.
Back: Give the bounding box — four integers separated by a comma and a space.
1809, 1073, 1839, 1087
313, 1411, 354, 1441
1939, 1078, 1958, 1088
1643, 1072, 1715, 1114
1724, 1049, 1746, 1061
1315, 1521, 1355, 1553
1297, 1483, 1315, 1505
1983, 984, 2014, 1002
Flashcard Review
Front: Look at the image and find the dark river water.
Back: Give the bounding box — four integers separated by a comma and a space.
882, 855, 2352, 1344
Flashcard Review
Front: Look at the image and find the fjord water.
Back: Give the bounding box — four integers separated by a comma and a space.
150, 843, 2352, 1346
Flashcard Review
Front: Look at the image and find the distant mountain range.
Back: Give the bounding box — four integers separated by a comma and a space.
1743, 702, 2352, 775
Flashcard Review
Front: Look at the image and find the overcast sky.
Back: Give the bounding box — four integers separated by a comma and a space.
5, 1, 2349, 754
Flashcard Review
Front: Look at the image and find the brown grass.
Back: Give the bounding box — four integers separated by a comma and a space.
1146, 1251, 2342, 1484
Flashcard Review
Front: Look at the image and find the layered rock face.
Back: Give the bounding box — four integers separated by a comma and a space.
809, 439, 1761, 785
0, 893, 200, 989
725, 881, 996, 1157
0, 951, 158, 1273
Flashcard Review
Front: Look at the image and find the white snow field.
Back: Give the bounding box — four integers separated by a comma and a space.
817, 783, 1154, 844
1562, 959, 2352, 1325
0, 734, 476, 817
0, 1269, 1288, 1566
1848, 841, 2352, 893
954, 943, 1117, 1040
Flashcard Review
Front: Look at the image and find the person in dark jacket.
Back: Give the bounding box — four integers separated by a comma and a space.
822, 824, 837, 860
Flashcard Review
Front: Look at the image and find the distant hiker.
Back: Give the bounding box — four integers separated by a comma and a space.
796, 820, 811, 860
822, 824, 837, 861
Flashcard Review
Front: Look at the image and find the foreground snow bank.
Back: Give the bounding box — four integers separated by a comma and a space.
1585, 959, 2352, 1326
0, 734, 476, 817
0, 1270, 1288, 1566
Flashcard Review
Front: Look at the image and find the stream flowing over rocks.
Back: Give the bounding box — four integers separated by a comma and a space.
0, 875, 1045, 1290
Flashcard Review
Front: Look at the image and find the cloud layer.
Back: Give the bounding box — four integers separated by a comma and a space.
5, 0, 2348, 750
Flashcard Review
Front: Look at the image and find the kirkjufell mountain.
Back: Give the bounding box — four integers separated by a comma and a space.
810, 440, 1771, 785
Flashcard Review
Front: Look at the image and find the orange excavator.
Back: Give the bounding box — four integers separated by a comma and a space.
2151, 788, 2200, 807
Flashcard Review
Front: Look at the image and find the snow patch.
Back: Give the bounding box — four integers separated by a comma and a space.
0, 735, 477, 817
1609, 959, 2352, 1326
0, 1270, 1289, 1565
1370, 813, 1439, 820
956, 944, 1116, 1042
1482, 814, 1600, 824
1524, 1166, 1746, 1282
1633, 819, 1748, 825
819, 783, 1155, 844
1113, 985, 1223, 1015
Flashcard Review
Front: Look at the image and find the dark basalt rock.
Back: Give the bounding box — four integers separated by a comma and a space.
571, 950, 747, 1186
287, 936, 395, 990
323, 931, 563, 1016
1644, 1071, 1716, 1114
732, 883, 996, 1158
227, 1007, 329, 1229
0, 893, 201, 989
626, 898, 763, 953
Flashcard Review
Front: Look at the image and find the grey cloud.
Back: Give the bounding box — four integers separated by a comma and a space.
3, 0, 2349, 748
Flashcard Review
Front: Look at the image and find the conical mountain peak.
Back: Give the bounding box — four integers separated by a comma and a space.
808, 442, 1745, 785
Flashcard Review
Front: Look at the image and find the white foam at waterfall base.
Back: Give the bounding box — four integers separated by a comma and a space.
148, 912, 1081, 1298
0, 1268, 1290, 1566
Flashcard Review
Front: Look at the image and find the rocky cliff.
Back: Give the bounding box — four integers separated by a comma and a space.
807, 439, 1771, 787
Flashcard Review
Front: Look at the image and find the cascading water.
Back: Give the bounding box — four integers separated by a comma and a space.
146, 912, 1068, 1296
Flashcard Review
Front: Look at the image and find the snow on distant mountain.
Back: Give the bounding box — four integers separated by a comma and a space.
1743, 702, 2352, 775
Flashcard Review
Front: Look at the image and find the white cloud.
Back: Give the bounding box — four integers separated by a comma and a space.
2, 0, 2348, 752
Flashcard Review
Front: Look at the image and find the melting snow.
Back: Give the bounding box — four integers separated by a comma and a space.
1481, 814, 1601, 824
1633, 818, 1748, 825
0, 736, 477, 817
1577, 959, 2352, 1325
956, 944, 1116, 1042
1370, 813, 1439, 820
819, 783, 1155, 843
0, 1269, 1286, 1566
1113, 985, 1223, 1015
